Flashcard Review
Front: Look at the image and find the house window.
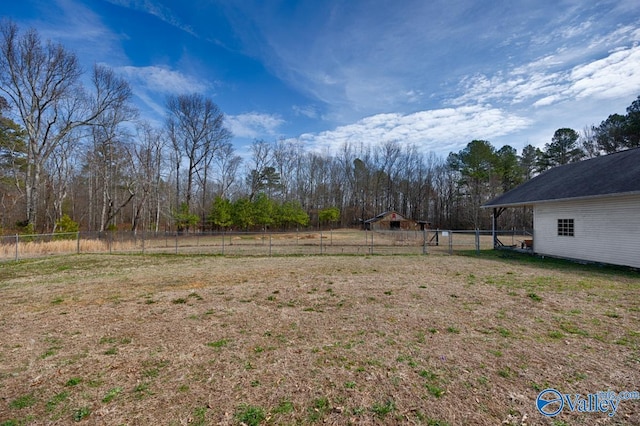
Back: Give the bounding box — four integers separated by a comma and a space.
557, 219, 574, 237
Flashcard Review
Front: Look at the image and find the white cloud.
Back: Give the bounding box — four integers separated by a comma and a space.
512, 54, 564, 75
116, 65, 210, 95
453, 70, 564, 106
110, 65, 214, 122
103, 0, 196, 36
560, 21, 593, 39
297, 105, 531, 157
588, 24, 640, 49
532, 95, 561, 108
568, 47, 640, 100
452, 42, 640, 109
225, 112, 285, 139
24, 0, 126, 64
292, 105, 319, 119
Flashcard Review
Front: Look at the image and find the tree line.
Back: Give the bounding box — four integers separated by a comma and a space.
1, 20, 639, 234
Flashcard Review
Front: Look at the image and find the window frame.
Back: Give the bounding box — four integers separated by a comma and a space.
557, 218, 574, 237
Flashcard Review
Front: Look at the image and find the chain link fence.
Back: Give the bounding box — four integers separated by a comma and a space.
0, 229, 532, 262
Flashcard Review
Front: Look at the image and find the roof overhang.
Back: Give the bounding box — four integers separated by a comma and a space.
482, 190, 640, 209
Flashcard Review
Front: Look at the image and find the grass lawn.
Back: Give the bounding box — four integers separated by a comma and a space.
0, 251, 638, 425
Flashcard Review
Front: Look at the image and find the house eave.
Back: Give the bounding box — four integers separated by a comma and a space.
482, 190, 640, 209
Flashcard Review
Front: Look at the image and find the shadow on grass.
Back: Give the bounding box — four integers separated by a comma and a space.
457, 249, 639, 278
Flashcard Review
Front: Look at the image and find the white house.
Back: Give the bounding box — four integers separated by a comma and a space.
483, 148, 640, 269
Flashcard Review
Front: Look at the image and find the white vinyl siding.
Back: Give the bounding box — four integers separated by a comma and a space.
533, 195, 640, 268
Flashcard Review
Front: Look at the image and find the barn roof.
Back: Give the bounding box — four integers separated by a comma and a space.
364, 211, 409, 223
483, 147, 640, 208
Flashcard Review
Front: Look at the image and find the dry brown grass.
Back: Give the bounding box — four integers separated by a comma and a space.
1, 229, 523, 260
0, 239, 136, 259
0, 239, 81, 258
0, 253, 638, 425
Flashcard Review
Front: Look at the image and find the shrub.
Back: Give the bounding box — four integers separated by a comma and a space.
54, 214, 79, 240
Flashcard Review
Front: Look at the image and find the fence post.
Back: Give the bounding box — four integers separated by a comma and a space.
422, 229, 428, 255
77, 231, 81, 254
370, 230, 374, 255
475, 229, 480, 254
15, 234, 19, 261
365, 230, 369, 254
269, 231, 272, 256
448, 231, 453, 255
491, 212, 496, 249
175, 232, 178, 254
142, 231, 145, 254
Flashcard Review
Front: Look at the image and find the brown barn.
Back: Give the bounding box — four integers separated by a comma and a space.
364, 211, 417, 231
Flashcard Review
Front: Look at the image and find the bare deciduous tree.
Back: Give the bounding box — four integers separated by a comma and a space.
46, 130, 80, 231
166, 93, 231, 219
85, 66, 136, 232
0, 21, 133, 229
212, 141, 241, 199
131, 123, 165, 233
245, 139, 273, 201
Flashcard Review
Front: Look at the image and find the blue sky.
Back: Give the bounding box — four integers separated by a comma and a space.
2, 0, 640, 158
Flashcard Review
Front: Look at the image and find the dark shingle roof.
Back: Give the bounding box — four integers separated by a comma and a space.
483, 148, 640, 208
